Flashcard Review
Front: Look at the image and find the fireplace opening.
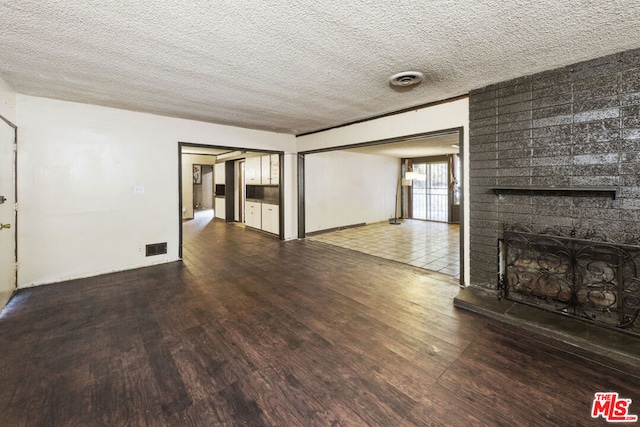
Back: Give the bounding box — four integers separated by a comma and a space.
499, 226, 640, 337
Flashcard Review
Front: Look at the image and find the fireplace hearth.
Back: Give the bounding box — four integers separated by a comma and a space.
499, 225, 640, 337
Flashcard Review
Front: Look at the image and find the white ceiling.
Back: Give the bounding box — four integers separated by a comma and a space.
2, 1, 640, 135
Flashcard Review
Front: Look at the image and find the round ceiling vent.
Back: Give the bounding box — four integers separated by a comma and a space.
389, 71, 424, 87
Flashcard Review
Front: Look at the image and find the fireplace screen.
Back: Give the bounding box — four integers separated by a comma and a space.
500, 228, 640, 336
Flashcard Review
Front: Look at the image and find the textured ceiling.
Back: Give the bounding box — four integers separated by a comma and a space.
2, 1, 640, 135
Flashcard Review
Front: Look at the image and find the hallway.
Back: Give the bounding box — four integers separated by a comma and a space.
0, 215, 637, 425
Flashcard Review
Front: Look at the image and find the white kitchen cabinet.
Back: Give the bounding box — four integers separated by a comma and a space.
269, 154, 279, 184
214, 197, 226, 220
214, 162, 226, 219
214, 162, 225, 184
261, 203, 279, 234
260, 154, 279, 185
260, 155, 270, 184
245, 156, 261, 184
245, 201, 262, 229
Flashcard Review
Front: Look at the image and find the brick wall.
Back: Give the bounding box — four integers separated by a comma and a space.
469, 48, 640, 289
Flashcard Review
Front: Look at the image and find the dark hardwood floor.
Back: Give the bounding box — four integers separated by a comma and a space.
1, 213, 639, 426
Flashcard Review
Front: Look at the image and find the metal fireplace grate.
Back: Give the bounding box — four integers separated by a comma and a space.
499, 226, 640, 337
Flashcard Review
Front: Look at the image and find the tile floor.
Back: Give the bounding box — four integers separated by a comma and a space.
307, 219, 460, 278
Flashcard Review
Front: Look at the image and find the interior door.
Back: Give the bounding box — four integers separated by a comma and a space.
0, 119, 16, 310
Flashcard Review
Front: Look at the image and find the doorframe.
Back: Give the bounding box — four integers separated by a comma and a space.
237, 160, 245, 223
297, 127, 466, 286
178, 142, 285, 259
0, 114, 18, 294
405, 155, 451, 223
191, 163, 214, 212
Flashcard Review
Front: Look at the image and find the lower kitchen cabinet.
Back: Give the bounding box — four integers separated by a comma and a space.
261, 203, 279, 235
245, 201, 261, 229
214, 197, 226, 220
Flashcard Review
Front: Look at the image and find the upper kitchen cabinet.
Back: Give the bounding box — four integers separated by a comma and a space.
261, 154, 279, 185
245, 156, 261, 184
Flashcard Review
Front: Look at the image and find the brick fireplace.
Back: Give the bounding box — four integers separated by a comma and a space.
465, 47, 640, 342
499, 225, 640, 336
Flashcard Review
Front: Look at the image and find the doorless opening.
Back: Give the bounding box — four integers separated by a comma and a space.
298, 128, 465, 285
178, 142, 285, 259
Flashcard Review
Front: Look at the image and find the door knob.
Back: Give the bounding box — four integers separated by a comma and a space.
0, 224, 11, 229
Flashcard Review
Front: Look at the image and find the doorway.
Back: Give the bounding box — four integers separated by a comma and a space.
178, 142, 285, 259
408, 154, 460, 224
0, 115, 17, 311
298, 128, 465, 284
193, 165, 213, 212
411, 162, 447, 222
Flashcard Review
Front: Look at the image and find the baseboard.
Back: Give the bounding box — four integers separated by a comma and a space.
306, 223, 367, 236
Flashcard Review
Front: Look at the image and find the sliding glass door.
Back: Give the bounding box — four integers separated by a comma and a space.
411, 161, 448, 222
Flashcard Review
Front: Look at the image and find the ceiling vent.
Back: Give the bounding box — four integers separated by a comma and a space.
389, 71, 424, 87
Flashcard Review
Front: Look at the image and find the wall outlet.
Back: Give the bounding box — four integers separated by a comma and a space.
134, 185, 144, 194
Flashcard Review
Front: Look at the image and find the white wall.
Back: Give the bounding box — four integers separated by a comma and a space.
12, 92, 467, 287
0, 77, 16, 124
305, 151, 399, 233
297, 98, 470, 285
181, 154, 217, 220
16, 95, 295, 288
283, 153, 298, 240
297, 99, 469, 151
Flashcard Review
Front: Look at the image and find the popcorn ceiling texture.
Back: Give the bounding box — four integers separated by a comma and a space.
1, 1, 640, 134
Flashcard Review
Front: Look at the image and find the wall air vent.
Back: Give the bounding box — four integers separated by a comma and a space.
146, 242, 167, 257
